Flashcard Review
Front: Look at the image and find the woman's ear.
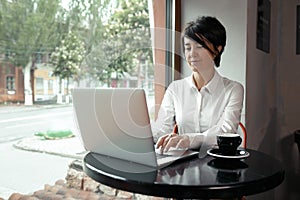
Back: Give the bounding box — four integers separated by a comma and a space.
217, 46, 223, 53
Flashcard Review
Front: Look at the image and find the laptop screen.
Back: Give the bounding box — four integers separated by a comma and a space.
72, 88, 158, 167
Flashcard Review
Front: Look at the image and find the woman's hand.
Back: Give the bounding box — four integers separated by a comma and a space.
156, 134, 190, 153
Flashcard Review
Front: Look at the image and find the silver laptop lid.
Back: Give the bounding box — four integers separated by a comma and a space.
72, 88, 158, 167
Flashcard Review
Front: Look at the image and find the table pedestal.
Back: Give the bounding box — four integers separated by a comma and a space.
295, 130, 300, 153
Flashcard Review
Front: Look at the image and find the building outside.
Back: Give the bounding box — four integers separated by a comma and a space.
0, 59, 24, 103
0, 62, 148, 104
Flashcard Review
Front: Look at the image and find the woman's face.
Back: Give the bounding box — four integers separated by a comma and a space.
183, 37, 215, 73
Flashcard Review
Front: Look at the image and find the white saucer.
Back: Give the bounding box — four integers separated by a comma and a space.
207, 148, 250, 159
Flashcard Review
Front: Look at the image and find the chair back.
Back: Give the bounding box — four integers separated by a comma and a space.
237, 122, 247, 148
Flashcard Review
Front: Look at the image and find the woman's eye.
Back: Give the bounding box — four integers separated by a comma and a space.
185, 47, 191, 51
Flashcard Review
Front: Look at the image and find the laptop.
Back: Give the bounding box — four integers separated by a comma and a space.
72, 88, 198, 169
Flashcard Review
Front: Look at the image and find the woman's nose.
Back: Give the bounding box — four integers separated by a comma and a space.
189, 47, 197, 57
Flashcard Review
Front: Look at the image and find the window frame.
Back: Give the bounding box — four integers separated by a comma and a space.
152, 0, 181, 118
6, 75, 15, 91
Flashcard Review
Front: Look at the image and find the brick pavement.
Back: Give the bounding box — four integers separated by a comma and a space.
6, 160, 164, 200
8, 179, 106, 200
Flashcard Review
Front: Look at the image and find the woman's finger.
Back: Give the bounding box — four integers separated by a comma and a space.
176, 137, 190, 149
156, 134, 169, 149
161, 134, 172, 150
164, 135, 180, 152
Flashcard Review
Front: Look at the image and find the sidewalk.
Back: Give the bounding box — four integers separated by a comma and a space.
2, 131, 163, 200
0, 103, 71, 114
13, 135, 87, 160
0, 133, 88, 200
0, 103, 83, 199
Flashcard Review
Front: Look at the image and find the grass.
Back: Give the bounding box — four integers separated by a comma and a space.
35, 130, 74, 140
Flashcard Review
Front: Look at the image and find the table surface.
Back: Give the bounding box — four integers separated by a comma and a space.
83, 149, 285, 199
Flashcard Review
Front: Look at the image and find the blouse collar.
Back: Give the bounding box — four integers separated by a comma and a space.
187, 71, 222, 94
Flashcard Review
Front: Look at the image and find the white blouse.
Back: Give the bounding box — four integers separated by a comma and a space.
152, 71, 244, 154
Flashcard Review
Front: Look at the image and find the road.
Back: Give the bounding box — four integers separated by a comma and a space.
0, 105, 77, 199
0, 106, 76, 143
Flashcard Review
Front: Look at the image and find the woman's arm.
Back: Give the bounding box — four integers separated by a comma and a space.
187, 82, 244, 149
153, 79, 244, 153
151, 85, 176, 142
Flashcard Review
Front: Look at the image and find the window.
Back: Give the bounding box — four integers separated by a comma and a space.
36, 77, 44, 95
0, 0, 158, 195
6, 76, 15, 90
48, 80, 53, 90
36, 77, 44, 90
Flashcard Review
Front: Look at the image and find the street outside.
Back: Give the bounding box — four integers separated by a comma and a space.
0, 104, 81, 199
0, 96, 155, 199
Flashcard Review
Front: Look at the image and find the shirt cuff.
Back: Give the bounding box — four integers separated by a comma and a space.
185, 133, 205, 149
185, 131, 219, 150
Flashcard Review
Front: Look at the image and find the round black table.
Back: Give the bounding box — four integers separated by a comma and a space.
83, 149, 285, 199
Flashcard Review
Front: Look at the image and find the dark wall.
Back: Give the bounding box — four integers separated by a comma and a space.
247, 0, 300, 199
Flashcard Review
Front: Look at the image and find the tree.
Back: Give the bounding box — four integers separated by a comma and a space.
0, 0, 64, 104
63, 0, 111, 86
50, 32, 86, 95
86, 0, 153, 86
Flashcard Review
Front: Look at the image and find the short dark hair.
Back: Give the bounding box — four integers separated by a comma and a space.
182, 16, 226, 67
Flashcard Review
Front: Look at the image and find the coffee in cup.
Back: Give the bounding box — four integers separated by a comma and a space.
216, 133, 242, 155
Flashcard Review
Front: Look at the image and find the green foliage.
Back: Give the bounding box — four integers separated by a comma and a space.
0, 0, 63, 67
0, 0, 152, 88
35, 130, 74, 140
61, 0, 112, 84
50, 32, 86, 82
87, 0, 153, 84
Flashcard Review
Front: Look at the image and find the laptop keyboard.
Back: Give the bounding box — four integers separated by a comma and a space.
156, 153, 174, 159
155, 148, 198, 167
155, 148, 188, 157
156, 153, 180, 165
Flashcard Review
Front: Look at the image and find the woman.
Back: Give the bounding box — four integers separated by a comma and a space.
154, 16, 244, 155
